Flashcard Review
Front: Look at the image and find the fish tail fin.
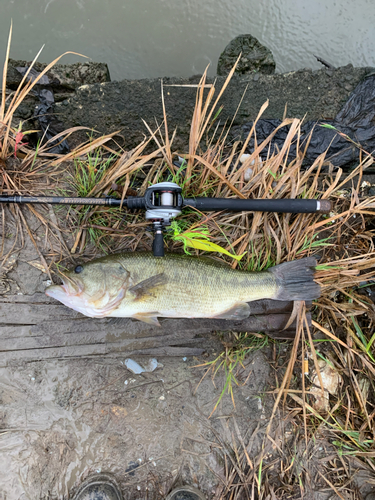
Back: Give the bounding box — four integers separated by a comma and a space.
268, 257, 321, 301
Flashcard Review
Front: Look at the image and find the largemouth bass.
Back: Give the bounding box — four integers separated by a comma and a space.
45, 253, 320, 325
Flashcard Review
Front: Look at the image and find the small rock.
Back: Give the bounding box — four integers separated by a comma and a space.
217, 34, 275, 76
7, 59, 110, 91
239, 154, 262, 181
239, 153, 251, 163
244, 168, 253, 181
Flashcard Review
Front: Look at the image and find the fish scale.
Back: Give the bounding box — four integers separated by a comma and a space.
112, 253, 276, 316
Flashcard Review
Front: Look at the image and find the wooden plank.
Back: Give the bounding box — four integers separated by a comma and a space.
0, 293, 56, 304
0, 343, 208, 365
0, 293, 311, 365
129, 346, 206, 357
0, 330, 199, 351
0, 303, 81, 323
0, 337, 206, 365
0, 313, 309, 365
0, 294, 307, 326
0, 307, 309, 339
0, 313, 305, 350
0, 318, 115, 338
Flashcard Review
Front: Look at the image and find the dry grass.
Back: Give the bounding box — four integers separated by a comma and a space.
2, 33, 375, 499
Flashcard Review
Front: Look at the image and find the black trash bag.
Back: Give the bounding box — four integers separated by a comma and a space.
240, 73, 375, 168
16, 66, 70, 155
33, 87, 70, 154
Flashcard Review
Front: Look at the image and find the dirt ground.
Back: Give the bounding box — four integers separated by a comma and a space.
0, 342, 271, 499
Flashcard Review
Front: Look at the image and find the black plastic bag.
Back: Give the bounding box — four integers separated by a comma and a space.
240, 74, 375, 168
16, 67, 70, 155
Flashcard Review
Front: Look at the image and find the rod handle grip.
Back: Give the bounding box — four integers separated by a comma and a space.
184, 197, 332, 214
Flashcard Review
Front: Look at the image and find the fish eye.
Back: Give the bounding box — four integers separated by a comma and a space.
74, 265, 84, 274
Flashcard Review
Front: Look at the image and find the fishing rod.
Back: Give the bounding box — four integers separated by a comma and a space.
0, 182, 331, 257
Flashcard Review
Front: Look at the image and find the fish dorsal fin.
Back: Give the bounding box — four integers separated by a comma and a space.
132, 312, 161, 326
213, 302, 250, 320
129, 273, 168, 301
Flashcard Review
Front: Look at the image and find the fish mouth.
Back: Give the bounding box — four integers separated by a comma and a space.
45, 281, 84, 309
45, 284, 69, 302
45, 283, 91, 316
60, 275, 83, 296
45, 275, 83, 301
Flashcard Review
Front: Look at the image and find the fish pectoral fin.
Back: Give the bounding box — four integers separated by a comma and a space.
213, 302, 250, 320
129, 273, 168, 301
132, 312, 161, 326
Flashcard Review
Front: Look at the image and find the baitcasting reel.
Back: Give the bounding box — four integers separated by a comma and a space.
0, 182, 331, 257
128, 182, 183, 257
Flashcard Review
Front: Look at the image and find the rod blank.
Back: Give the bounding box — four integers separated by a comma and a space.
0, 195, 123, 207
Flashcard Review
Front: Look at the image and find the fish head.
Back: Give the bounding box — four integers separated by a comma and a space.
45, 259, 130, 317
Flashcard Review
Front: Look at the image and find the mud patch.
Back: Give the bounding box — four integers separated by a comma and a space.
0, 351, 271, 499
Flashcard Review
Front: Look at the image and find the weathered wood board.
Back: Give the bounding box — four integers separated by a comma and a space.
0, 293, 309, 365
